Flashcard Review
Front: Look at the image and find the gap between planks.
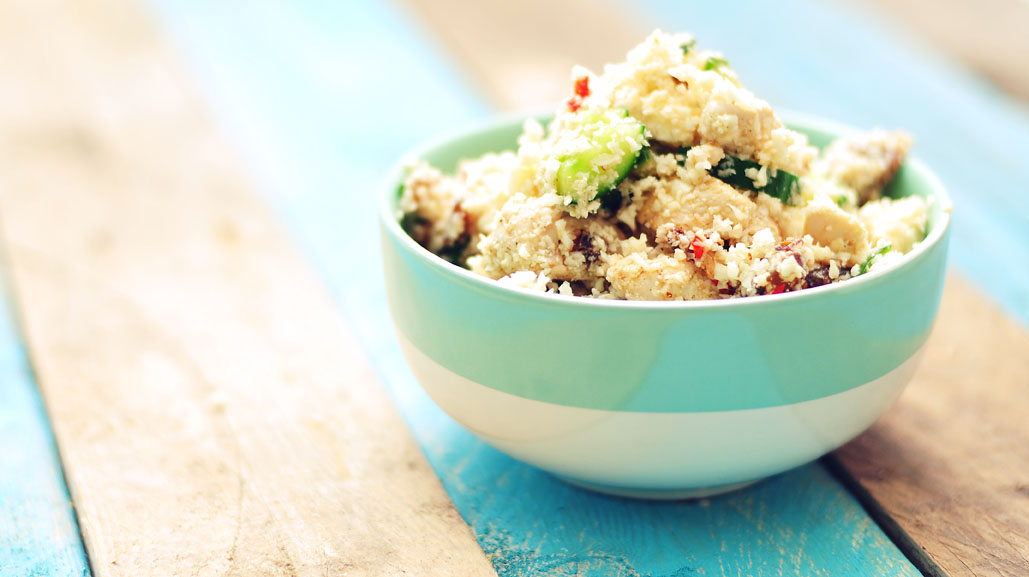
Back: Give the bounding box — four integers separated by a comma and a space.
0, 0, 496, 575
400, 0, 1029, 575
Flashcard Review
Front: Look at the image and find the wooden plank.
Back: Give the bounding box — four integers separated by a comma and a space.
0, 275, 90, 577
0, 0, 496, 575
144, 0, 922, 575
392, 0, 649, 111
148, 1, 1029, 575
846, 0, 1029, 101
832, 277, 1029, 577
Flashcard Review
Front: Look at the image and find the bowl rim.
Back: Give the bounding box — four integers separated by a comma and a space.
380, 110, 952, 310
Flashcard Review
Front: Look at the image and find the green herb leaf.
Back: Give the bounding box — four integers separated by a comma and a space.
857, 243, 892, 276
703, 56, 729, 72
680, 38, 697, 55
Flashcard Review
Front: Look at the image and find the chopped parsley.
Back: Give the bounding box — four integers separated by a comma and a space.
703, 56, 730, 72
856, 243, 893, 276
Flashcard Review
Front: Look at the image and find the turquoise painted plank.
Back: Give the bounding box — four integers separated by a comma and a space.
637, 0, 1029, 325
143, 2, 923, 576
0, 267, 91, 576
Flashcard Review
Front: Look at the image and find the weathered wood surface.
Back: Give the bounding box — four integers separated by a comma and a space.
854, 0, 1029, 100
397, 0, 648, 111
0, 277, 90, 577
0, 0, 496, 575
833, 278, 1029, 577
146, 1, 925, 576
2, 0, 1026, 573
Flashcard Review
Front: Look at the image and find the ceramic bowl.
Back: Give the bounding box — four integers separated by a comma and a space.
380, 113, 951, 499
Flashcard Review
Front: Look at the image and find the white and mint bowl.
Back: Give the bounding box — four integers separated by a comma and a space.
380, 113, 951, 499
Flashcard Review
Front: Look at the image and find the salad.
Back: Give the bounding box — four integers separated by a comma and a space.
398, 31, 926, 300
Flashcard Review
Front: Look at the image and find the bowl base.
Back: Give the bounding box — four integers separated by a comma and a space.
556, 475, 761, 500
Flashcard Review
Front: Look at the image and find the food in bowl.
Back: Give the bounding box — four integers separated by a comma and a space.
398, 31, 928, 300
381, 31, 951, 499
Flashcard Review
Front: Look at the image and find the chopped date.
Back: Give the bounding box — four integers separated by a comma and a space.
615, 221, 635, 238
804, 265, 832, 288
573, 230, 599, 265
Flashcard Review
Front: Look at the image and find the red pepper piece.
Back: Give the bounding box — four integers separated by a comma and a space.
771, 283, 786, 294
691, 234, 705, 260
574, 76, 591, 98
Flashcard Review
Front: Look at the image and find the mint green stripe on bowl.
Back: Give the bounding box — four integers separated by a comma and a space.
381, 114, 951, 412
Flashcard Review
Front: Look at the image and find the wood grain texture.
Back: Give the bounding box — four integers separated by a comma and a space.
0, 275, 90, 577
0, 0, 496, 575
834, 277, 1029, 577
144, 1, 921, 575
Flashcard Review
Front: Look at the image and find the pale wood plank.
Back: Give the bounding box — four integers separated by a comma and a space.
842, 0, 1029, 101
0, 0, 496, 575
833, 277, 1029, 577
399, 0, 1029, 575
398, 0, 650, 111
0, 282, 90, 577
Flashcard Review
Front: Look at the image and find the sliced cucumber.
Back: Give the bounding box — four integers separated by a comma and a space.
712, 155, 800, 206
677, 147, 800, 206
554, 109, 647, 207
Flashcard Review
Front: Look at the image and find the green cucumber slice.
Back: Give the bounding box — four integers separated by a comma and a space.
677, 147, 800, 205
554, 109, 647, 207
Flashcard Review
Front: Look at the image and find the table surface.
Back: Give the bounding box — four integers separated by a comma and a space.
1, 1, 1027, 576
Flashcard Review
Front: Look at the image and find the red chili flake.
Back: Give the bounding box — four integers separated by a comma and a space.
771, 283, 786, 294
566, 96, 582, 112
574, 76, 591, 98
665, 292, 673, 299
690, 234, 705, 260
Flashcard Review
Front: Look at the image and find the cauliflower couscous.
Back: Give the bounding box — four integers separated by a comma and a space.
398, 31, 927, 301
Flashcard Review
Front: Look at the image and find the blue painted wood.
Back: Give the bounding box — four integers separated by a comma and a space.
0, 268, 91, 576
143, 2, 925, 576
638, 0, 1029, 325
